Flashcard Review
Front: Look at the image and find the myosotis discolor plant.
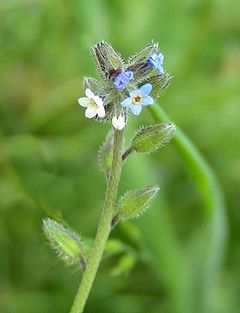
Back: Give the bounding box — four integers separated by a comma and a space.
43, 41, 176, 313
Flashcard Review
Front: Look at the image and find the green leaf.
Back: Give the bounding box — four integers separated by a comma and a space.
43, 218, 87, 269
132, 123, 176, 154
115, 186, 160, 221
98, 130, 114, 178
110, 253, 136, 276
104, 239, 127, 258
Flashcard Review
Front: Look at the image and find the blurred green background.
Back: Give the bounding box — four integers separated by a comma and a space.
0, 0, 239, 312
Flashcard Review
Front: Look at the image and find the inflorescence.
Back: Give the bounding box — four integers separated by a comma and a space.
78, 41, 171, 130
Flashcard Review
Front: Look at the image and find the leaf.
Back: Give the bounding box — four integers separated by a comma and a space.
104, 239, 127, 258
43, 218, 87, 269
110, 253, 136, 276
131, 123, 176, 154
98, 130, 114, 178
115, 186, 160, 221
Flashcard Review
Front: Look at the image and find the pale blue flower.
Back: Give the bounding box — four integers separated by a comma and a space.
148, 53, 164, 74
113, 71, 134, 89
121, 84, 154, 116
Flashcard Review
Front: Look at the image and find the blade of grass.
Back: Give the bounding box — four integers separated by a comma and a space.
122, 153, 193, 313
149, 104, 228, 312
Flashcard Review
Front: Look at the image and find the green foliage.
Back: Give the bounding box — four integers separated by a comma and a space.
0, 0, 239, 313
110, 253, 136, 276
115, 186, 159, 221
104, 238, 127, 258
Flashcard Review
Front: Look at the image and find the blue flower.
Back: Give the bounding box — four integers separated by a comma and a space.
113, 71, 134, 89
121, 84, 154, 116
147, 53, 164, 74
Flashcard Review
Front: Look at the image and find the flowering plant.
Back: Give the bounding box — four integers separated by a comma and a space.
43, 41, 176, 313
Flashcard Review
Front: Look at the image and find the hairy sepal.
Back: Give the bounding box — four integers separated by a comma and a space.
143, 73, 172, 98
43, 218, 87, 269
91, 41, 124, 81
115, 186, 160, 221
131, 123, 176, 154
126, 41, 159, 83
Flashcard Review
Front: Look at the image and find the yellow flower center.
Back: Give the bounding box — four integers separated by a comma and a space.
132, 94, 143, 105
89, 98, 98, 108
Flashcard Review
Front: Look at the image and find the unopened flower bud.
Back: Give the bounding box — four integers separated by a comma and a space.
43, 218, 86, 268
132, 122, 176, 154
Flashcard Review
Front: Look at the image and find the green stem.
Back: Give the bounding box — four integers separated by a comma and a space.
69, 129, 124, 313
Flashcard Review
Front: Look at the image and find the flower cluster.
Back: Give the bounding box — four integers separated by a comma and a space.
78, 41, 171, 130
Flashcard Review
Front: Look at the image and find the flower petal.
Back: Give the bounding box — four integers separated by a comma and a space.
85, 88, 94, 98
112, 115, 125, 130
121, 97, 132, 108
93, 95, 103, 106
140, 84, 152, 95
130, 104, 142, 116
158, 53, 164, 63
141, 95, 154, 106
129, 89, 140, 97
127, 71, 134, 80
97, 105, 105, 118
114, 71, 133, 89
78, 97, 91, 107
85, 106, 97, 118
156, 65, 164, 74
123, 71, 133, 82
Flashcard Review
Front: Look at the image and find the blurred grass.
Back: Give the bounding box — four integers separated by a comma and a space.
0, 0, 240, 312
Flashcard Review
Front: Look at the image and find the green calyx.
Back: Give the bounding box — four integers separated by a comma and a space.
114, 185, 160, 223
43, 218, 86, 269
132, 122, 176, 154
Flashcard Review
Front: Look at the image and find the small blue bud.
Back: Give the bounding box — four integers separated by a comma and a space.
113, 71, 134, 89
147, 53, 164, 74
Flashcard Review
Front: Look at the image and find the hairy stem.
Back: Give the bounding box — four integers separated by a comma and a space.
69, 129, 124, 313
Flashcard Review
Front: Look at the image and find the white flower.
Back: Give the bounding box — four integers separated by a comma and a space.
78, 89, 105, 119
112, 115, 125, 130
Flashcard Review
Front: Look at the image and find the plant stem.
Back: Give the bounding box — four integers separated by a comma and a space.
69, 129, 124, 313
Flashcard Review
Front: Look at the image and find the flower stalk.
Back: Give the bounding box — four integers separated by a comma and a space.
69, 129, 124, 313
